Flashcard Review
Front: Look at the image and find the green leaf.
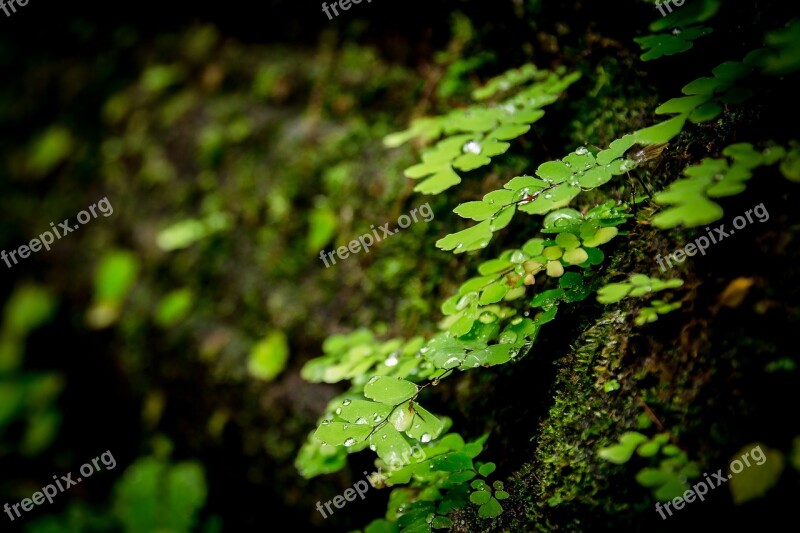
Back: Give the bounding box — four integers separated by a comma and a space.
248, 330, 290, 381
689, 101, 723, 123
597, 432, 648, 464
562, 248, 588, 265
406, 404, 446, 442
338, 400, 393, 425
578, 165, 613, 188
555, 233, 580, 249
478, 259, 513, 275
649, 0, 721, 32
436, 220, 493, 253
371, 424, 414, 465
154, 288, 194, 327
535, 161, 573, 182
636, 467, 670, 487
682, 77, 723, 95
414, 166, 462, 195
432, 452, 473, 472
517, 183, 581, 215
306, 204, 339, 253
479, 282, 509, 305
453, 153, 492, 172
478, 497, 503, 518
490, 123, 531, 140
364, 376, 419, 405
454, 201, 502, 221
634, 115, 687, 145
652, 198, 724, 228
94, 250, 139, 303
729, 444, 785, 504
780, 148, 800, 182
478, 462, 496, 477
314, 422, 371, 447
655, 95, 709, 115
582, 227, 618, 248
431, 516, 453, 529
470, 490, 491, 505
596, 283, 632, 304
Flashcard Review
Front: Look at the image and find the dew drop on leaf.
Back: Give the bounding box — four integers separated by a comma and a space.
344, 438, 356, 447
444, 356, 462, 368
421, 433, 431, 443
499, 331, 518, 344
576, 146, 589, 155
355, 417, 368, 425
342, 399, 352, 406
463, 141, 483, 154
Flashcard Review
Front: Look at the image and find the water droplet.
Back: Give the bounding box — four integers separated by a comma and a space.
456, 293, 476, 310
355, 417, 368, 425
369, 443, 377, 451
343, 399, 352, 406
510, 250, 526, 263
576, 146, 589, 155
672, 28, 681, 35
523, 311, 530, 317
414, 423, 421, 429
463, 141, 483, 154
443, 357, 461, 368
499, 331, 518, 344
544, 193, 553, 199
421, 433, 431, 443
565, 162, 571, 167
344, 438, 356, 447
367, 376, 380, 385
335, 408, 342, 415
343, 424, 349, 430
385, 353, 399, 367
373, 414, 383, 423
321, 420, 330, 425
